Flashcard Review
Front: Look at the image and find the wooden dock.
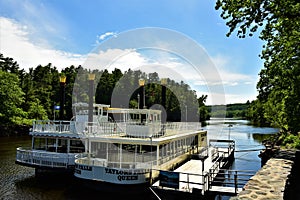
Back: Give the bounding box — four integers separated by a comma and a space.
150, 139, 254, 197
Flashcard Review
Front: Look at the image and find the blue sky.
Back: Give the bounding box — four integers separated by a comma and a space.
0, 0, 265, 105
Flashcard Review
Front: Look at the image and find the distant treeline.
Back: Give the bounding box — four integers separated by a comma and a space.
206, 102, 250, 119
0, 53, 210, 135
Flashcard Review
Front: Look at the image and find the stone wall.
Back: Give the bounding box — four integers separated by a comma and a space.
231, 150, 298, 200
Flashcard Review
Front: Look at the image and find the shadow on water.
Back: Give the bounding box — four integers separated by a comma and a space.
13, 172, 158, 200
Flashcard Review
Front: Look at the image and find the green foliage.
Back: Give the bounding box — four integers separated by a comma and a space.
282, 134, 300, 149
226, 103, 248, 118
207, 103, 249, 119
97, 68, 204, 122
62, 65, 80, 119
216, 0, 300, 134
0, 53, 211, 128
0, 70, 25, 124
27, 98, 48, 120
198, 95, 210, 122
246, 100, 270, 126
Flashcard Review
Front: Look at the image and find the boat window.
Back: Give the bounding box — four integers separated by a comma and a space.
91, 142, 107, 158
138, 144, 157, 153
57, 139, 68, 153
129, 113, 138, 121
33, 137, 46, 150
70, 139, 85, 153
46, 138, 56, 152
103, 108, 107, 116
94, 107, 99, 115
122, 144, 136, 152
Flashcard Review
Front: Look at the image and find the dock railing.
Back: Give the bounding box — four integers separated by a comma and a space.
152, 168, 255, 195
151, 141, 254, 196
152, 169, 207, 192
208, 169, 256, 194
209, 139, 235, 161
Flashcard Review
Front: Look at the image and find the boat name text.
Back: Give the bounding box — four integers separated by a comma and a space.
105, 168, 141, 181
104, 168, 145, 175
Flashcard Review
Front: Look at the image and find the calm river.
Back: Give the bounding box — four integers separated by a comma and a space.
0, 119, 279, 200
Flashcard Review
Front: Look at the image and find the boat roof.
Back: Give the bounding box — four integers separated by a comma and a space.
29, 131, 82, 139
72, 102, 161, 114
88, 130, 207, 145
107, 107, 161, 114
72, 102, 110, 108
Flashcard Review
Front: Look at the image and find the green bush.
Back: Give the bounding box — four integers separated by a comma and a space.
282, 134, 300, 149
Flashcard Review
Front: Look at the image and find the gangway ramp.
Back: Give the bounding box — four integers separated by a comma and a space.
151, 139, 252, 197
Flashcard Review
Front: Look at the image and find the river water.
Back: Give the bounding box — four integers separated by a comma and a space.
0, 119, 279, 200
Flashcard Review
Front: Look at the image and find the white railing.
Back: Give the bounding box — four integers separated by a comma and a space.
31, 120, 202, 138
16, 147, 78, 168
32, 120, 76, 133
126, 122, 161, 138
164, 122, 202, 132
75, 156, 153, 170
81, 121, 124, 136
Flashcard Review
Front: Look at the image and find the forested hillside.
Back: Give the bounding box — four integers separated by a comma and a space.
0, 53, 210, 135
207, 103, 250, 119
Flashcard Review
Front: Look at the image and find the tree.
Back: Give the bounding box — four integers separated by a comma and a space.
61, 65, 79, 119
96, 69, 116, 105
0, 70, 25, 124
198, 95, 210, 122
27, 98, 48, 120
0, 53, 20, 74
216, 0, 300, 133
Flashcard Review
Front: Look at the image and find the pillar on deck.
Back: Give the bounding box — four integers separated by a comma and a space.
88, 73, 95, 125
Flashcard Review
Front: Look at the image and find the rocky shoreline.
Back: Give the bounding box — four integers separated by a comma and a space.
231, 150, 300, 200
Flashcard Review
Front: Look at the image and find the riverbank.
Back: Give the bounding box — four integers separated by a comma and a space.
231, 149, 300, 200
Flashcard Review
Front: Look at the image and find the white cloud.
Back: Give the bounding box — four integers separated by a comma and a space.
224, 93, 256, 104
97, 32, 117, 42
0, 17, 85, 71
82, 48, 149, 72
211, 54, 255, 85
1, 0, 69, 48
82, 47, 257, 104
0, 17, 257, 104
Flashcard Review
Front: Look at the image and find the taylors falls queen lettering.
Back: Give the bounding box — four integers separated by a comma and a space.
105, 168, 138, 181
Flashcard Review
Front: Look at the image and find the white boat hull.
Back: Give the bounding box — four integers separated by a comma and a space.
74, 163, 150, 185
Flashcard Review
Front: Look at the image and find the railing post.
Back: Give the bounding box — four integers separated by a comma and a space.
234, 171, 238, 194
60, 121, 62, 132
208, 169, 211, 189
202, 173, 205, 195
187, 173, 190, 190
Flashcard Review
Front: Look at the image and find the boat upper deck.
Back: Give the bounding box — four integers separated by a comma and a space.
30, 103, 204, 141
30, 120, 204, 142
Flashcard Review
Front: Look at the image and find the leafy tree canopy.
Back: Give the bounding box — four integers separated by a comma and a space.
216, 0, 300, 133
0, 70, 25, 124
0, 53, 211, 127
